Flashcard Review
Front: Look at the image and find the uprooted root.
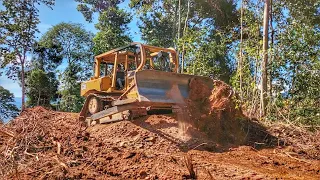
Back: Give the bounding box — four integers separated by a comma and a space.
0, 107, 86, 179
183, 154, 197, 179
185, 79, 247, 145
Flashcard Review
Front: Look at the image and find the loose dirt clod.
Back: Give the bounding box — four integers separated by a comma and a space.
0, 80, 319, 179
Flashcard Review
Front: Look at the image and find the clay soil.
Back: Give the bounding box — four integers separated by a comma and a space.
0, 80, 319, 179
0, 107, 319, 179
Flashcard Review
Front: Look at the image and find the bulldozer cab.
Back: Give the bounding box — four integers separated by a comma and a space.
80, 42, 178, 97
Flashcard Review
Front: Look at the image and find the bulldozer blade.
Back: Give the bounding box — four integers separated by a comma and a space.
135, 70, 214, 104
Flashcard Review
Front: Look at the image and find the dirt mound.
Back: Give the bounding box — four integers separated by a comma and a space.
267, 122, 320, 160
0, 107, 319, 179
186, 79, 261, 145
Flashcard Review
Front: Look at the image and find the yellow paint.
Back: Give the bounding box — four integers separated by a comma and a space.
80, 43, 179, 98
80, 76, 112, 96
126, 91, 138, 99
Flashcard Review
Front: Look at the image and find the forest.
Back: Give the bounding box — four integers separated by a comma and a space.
0, 0, 319, 127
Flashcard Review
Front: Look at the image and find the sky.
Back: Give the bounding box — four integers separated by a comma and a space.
0, 0, 142, 98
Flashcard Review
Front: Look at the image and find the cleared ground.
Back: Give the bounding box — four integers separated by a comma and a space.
1, 80, 319, 179
0, 107, 319, 179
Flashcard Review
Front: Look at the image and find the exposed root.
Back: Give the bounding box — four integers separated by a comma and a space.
184, 154, 197, 179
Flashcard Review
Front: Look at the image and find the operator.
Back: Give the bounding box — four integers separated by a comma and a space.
116, 64, 125, 89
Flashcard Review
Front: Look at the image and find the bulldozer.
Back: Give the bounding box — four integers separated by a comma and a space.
79, 42, 213, 125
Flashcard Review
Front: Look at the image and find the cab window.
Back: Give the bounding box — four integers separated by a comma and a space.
152, 52, 173, 72
100, 62, 113, 77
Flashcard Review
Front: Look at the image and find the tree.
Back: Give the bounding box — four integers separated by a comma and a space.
270, 1, 320, 125
261, 0, 270, 116
40, 22, 94, 81
130, 0, 238, 47
25, 39, 63, 108
0, 86, 19, 122
129, 0, 181, 47
0, 0, 54, 111
227, 0, 319, 124
25, 69, 58, 107
130, 0, 238, 78
40, 22, 94, 112
76, 0, 132, 54
31, 41, 63, 72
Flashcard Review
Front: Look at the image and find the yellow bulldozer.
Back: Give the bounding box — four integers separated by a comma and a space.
79, 42, 213, 125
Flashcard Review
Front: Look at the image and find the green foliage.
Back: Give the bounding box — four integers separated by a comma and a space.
0, 0, 55, 68
93, 25, 131, 55
40, 22, 94, 79
0, 0, 54, 70
227, 0, 320, 126
26, 69, 59, 107
40, 22, 94, 112
57, 80, 84, 113
282, 0, 320, 25
130, 0, 177, 47
0, 86, 19, 122
25, 39, 63, 108
271, 15, 320, 126
130, 0, 238, 47
193, 0, 239, 30
57, 63, 85, 113
77, 0, 132, 55
180, 29, 232, 82
130, 0, 237, 79
31, 41, 64, 72
0, 0, 54, 110
230, 1, 262, 103
40, 22, 94, 68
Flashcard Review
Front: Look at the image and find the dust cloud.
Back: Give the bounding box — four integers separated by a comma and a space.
166, 83, 192, 141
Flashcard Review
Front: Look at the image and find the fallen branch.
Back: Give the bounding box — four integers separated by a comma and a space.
192, 143, 207, 150
53, 141, 61, 154
0, 129, 14, 137
54, 155, 68, 171
284, 152, 311, 164
184, 154, 197, 179
57, 142, 61, 154
205, 168, 214, 180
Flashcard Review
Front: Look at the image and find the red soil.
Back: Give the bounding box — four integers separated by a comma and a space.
0, 80, 319, 179
0, 107, 318, 179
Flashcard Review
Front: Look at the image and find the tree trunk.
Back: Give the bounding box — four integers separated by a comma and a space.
193, 61, 195, 75
178, 0, 181, 40
269, 0, 274, 99
177, 0, 181, 72
239, 0, 244, 99
21, 61, 25, 111
173, 0, 178, 47
181, 45, 185, 73
261, 0, 270, 117
181, 0, 190, 74
38, 91, 41, 106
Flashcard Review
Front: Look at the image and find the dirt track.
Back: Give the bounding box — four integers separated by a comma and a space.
0, 107, 319, 179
